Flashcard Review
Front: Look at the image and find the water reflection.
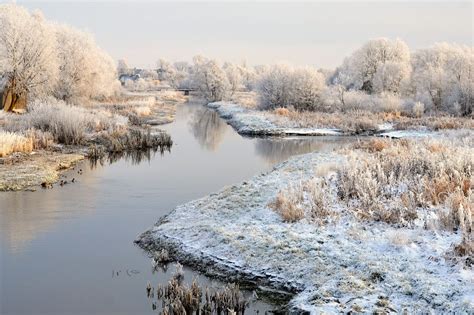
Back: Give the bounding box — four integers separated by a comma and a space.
188, 107, 227, 151
254, 136, 353, 164
0, 163, 100, 253
89, 147, 171, 169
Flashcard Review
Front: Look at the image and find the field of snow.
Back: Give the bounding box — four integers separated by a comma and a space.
137, 151, 473, 313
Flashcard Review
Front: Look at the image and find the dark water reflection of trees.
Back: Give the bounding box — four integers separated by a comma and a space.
188, 108, 227, 151
89, 147, 171, 169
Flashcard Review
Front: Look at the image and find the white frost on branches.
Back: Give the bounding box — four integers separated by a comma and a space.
0, 4, 58, 98
0, 4, 119, 103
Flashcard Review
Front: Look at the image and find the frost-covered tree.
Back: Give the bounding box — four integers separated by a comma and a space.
157, 58, 189, 89
411, 43, 473, 115
223, 62, 242, 95
338, 38, 411, 94
238, 61, 257, 91
257, 64, 325, 111
373, 61, 411, 94
257, 64, 293, 109
54, 24, 118, 102
0, 4, 58, 98
191, 56, 230, 102
290, 67, 326, 111
117, 59, 130, 76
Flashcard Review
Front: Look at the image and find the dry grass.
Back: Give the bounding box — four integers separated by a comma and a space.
230, 91, 258, 109
145, 266, 248, 314
271, 109, 381, 134
271, 137, 472, 259
157, 90, 188, 103
133, 106, 152, 117
274, 107, 291, 116
0, 131, 33, 157
231, 92, 473, 133
268, 189, 305, 222
338, 139, 472, 228
394, 115, 474, 131
4, 99, 128, 145
269, 176, 338, 224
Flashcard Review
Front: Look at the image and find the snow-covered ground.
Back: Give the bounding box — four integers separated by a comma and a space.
207, 102, 342, 136
137, 151, 473, 313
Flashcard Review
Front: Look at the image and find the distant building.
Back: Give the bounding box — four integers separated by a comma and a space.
119, 74, 140, 86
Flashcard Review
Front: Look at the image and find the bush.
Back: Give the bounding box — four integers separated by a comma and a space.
268, 186, 305, 222
4, 98, 127, 145
0, 131, 33, 157
257, 64, 325, 111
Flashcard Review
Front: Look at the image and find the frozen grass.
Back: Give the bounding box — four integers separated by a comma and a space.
3, 98, 128, 145
157, 90, 188, 103
230, 91, 259, 109
132, 106, 152, 117
271, 107, 474, 133
0, 131, 33, 157
222, 92, 474, 135
145, 266, 248, 314
271, 109, 381, 134
271, 137, 473, 263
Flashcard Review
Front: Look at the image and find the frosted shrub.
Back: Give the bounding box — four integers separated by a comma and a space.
257, 64, 293, 109
373, 93, 403, 113
340, 90, 370, 111
269, 177, 336, 224
0, 131, 33, 157
28, 101, 88, 144
291, 67, 326, 111
133, 106, 152, 117
268, 184, 305, 222
4, 99, 127, 145
257, 64, 325, 111
412, 101, 425, 118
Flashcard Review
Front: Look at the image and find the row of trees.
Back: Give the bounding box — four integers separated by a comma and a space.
0, 4, 118, 105
156, 39, 472, 116
334, 39, 473, 116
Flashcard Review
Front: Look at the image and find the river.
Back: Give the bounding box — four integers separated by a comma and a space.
0, 100, 352, 314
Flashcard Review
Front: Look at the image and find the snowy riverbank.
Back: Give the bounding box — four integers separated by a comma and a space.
136, 149, 473, 313
207, 102, 343, 136
206, 101, 465, 139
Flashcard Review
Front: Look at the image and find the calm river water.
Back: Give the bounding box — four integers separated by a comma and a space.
0, 101, 352, 314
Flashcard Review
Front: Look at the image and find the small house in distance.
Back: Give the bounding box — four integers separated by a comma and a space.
119, 74, 140, 86
0, 77, 27, 113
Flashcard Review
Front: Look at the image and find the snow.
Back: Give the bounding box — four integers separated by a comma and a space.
207, 102, 342, 136
378, 130, 435, 139
137, 151, 473, 313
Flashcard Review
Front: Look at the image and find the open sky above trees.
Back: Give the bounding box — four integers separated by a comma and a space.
17, 1, 473, 68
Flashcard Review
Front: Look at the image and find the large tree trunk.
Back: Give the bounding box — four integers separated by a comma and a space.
2, 88, 27, 113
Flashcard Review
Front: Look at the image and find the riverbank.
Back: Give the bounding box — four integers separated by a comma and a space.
207, 93, 473, 138
0, 90, 185, 191
136, 133, 473, 313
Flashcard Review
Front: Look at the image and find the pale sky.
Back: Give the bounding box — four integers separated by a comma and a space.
17, 1, 474, 69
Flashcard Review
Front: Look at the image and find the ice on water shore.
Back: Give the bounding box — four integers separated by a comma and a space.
136, 151, 473, 313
